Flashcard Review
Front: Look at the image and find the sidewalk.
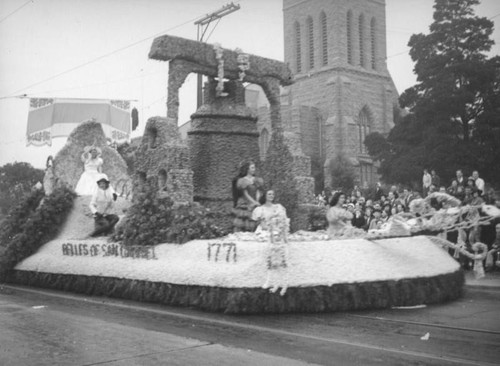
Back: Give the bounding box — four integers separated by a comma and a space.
464, 269, 500, 289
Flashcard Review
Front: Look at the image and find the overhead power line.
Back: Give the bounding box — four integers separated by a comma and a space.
1, 13, 205, 99
0, 0, 33, 24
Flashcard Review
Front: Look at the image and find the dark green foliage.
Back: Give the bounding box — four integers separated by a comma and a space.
0, 162, 45, 215
261, 132, 299, 220
366, 0, 500, 188
308, 206, 327, 231
112, 181, 228, 246
327, 154, 356, 192
8, 269, 464, 314
0, 186, 76, 279
364, 132, 390, 162
0, 189, 44, 246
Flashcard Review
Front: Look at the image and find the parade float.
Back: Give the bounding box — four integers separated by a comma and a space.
1, 36, 497, 314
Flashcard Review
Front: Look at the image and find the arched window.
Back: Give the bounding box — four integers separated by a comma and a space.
370, 17, 376, 70
347, 10, 353, 65
147, 126, 157, 149
320, 11, 328, 66
307, 16, 314, 70
358, 107, 370, 153
295, 21, 302, 73
260, 128, 270, 160
359, 163, 374, 187
359, 13, 365, 68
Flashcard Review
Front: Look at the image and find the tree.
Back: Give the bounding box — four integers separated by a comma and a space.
367, 0, 500, 187
0, 162, 45, 215
327, 154, 356, 192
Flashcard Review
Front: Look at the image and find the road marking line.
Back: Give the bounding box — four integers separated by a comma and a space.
3, 284, 497, 366
348, 314, 500, 335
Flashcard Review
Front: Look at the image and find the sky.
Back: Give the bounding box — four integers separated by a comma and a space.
0, 0, 499, 169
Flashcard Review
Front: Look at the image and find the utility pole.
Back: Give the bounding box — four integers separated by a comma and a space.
195, 2, 240, 108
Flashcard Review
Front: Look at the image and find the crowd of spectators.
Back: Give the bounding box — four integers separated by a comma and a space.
314, 169, 500, 271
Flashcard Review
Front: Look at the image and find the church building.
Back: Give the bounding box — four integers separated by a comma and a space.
256, 0, 399, 189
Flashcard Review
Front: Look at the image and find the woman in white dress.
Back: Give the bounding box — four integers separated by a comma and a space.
252, 190, 288, 235
252, 189, 290, 295
75, 146, 108, 196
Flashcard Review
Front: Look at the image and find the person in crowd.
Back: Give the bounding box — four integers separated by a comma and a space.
422, 169, 432, 197
380, 194, 387, 205
395, 202, 406, 214
383, 203, 392, 218
349, 194, 358, 204
439, 186, 447, 193
326, 192, 364, 238
381, 210, 389, 222
365, 199, 373, 208
485, 224, 500, 272
466, 176, 477, 190
368, 209, 382, 230
387, 191, 397, 206
447, 180, 459, 197
462, 186, 475, 206
231, 161, 264, 232
471, 188, 485, 207
456, 169, 465, 187
352, 206, 366, 229
402, 187, 414, 209
472, 170, 485, 196
75, 146, 109, 196
374, 182, 384, 201
389, 185, 399, 195
455, 185, 465, 201
431, 169, 441, 188
364, 206, 374, 231
89, 177, 119, 237
251, 189, 288, 235
351, 185, 361, 199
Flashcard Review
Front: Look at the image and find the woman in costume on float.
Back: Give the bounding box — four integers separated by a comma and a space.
252, 189, 290, 295
252, 189, 289, 235
74, 146, 110, 196
326, 191, 365, 239
231, 161, 264, 232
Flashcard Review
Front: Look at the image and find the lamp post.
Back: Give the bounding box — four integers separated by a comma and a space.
195, 2, 240, 108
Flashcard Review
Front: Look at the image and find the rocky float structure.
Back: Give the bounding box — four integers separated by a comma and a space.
149, 34, 316, 229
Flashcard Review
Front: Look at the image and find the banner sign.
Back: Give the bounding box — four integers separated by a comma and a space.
26, 98, 132, 146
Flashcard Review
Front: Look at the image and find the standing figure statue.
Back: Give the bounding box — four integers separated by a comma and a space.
231, 161, 264, 232
75, 146, 109, 196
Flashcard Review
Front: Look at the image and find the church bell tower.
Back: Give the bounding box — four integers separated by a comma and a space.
282, 0, 399, 188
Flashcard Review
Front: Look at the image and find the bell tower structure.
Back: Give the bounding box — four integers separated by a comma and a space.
282, 0, 399, 187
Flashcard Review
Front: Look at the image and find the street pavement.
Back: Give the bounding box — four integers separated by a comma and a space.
1, 269, 499, 366
465, 268, 500, 289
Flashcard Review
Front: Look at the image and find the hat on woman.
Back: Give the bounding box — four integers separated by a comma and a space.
96, 177, 110, 185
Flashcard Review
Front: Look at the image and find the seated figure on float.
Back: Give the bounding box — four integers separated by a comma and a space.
252, 189, 289, 238
231, 161, 264, 232
326, 192, 365, 239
